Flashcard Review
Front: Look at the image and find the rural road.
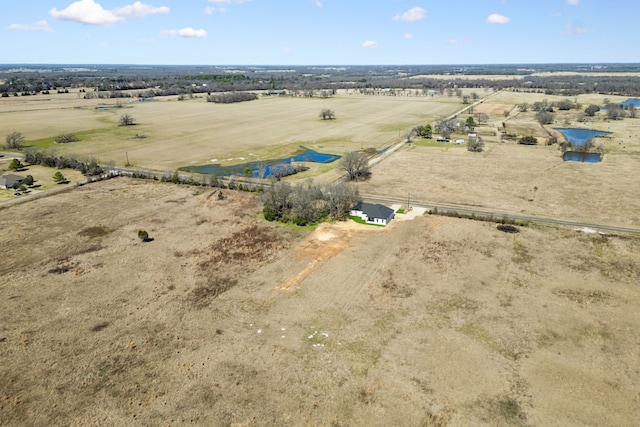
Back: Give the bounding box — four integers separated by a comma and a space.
362, 194, 640, 235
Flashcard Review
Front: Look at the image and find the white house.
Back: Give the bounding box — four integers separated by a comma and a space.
350, 202, 395, 226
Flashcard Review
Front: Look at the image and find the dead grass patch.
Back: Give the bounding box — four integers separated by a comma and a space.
77, 226, 110, 238
188, 277, 238, 308
197, 224, 290, 268
552, 288, 614, 306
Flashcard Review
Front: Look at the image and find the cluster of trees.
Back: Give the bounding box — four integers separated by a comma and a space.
261, 181, 360, 226
23, 150, 103, 176
410, 124, 432, 139
206, 92, 258, 104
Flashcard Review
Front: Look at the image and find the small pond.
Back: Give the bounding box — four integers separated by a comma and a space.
96, 106, 122, 110
618, 98, 640, 108
181, 148, 341, 178
563, 151, 602, 163
555, 128, 610, 147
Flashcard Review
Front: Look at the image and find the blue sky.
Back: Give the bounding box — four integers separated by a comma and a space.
2, 0, 636, 65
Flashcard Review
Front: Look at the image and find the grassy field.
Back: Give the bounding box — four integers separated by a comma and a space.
1, 178, 638, 426
0, 92, 462, 173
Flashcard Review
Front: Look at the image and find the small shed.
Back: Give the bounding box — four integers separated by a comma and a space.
350, 202, 395, 226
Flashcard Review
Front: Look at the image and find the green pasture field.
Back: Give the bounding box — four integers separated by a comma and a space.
0, 92, 462, 173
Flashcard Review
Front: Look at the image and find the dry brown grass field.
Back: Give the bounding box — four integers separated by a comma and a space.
1, 178, 639, 426
0, 92, 461, 172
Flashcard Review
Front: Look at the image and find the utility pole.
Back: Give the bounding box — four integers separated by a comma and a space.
407, 192, 411, 211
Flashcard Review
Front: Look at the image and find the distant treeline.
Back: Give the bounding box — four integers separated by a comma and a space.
3, 64, 640, 98
206, 92, 258, 104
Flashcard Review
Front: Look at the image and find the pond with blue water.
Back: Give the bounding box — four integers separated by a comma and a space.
555, 128, 610, 147
180, 148, 341, 178
618, 99, 640, 108
563, 151, 602, 163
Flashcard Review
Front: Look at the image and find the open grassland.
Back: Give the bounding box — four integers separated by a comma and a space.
1, 178, 639, 426
0, 92, 462, 172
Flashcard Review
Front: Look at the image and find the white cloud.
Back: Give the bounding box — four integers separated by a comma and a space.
362, 40, 378, 49
50, 0, 123, 25
486, 13, 510, 24
161, 27, 207, 38
404, 33, 414, 39
6, 20, 54, 32
565, 24, 590, 35
567, 0, 580, 5
114, 2, 169, 18
393, 7, 426, 22
315, 1, 323, 7
208, 0, 251, 4
281, 47, 292, 53
50, 0, 169, 25
446, 38, 458, 45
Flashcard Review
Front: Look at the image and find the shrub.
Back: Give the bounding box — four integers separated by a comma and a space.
138, 230, 149, 242
518, 136, 538, 145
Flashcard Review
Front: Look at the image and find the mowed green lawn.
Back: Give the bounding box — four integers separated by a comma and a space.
1, 93, 462, 171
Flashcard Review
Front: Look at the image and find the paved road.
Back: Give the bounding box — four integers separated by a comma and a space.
362, 194, 640, 235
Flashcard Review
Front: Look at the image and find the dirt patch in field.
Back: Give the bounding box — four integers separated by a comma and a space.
1, 179, 639, 426
472, 102, 515, 116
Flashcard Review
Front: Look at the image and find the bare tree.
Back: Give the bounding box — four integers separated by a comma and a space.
319, 109, 336, 120
325, 182, 360, 220
119, 113, 136, 126
55, 132, 78, 144
341, 151, 370, 181
290, 180, 325, 225
260, 181, 293, 220
4, 131, 25, 149
605, 103, 626, 120
434, 118, 456, 139
467, 135, 485, 152
474, 113, 490, 124
535, 110, 555, 125
584, 104, 600, 117
628, 104, 637, 118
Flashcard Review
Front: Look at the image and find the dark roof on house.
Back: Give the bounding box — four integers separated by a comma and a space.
353, 202, 395, 220
0, 174, 23, 188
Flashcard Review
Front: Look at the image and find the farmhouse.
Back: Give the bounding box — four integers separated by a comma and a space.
350, 202, 395, 226
0, 174, 23, 190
